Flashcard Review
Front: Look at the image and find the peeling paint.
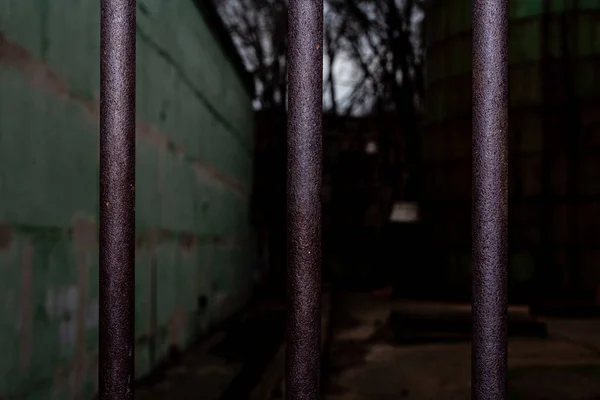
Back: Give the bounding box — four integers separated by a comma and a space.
168, 307, 187, 350
0, 224, 13, 250
46, 286, 99, 350
215, 292, 230, 309
179, 232, 196, 252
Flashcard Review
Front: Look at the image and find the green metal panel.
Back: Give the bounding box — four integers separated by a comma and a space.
0, 0, 255, 398
422, 1, 600, 300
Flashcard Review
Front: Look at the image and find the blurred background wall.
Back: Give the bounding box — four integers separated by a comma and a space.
421, 0, 600, 304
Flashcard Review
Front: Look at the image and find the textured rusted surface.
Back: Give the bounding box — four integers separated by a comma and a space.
99, 0, 136, 398
286, 0, 323, 398
472, 0, 509, 398
423, 0, 600, 304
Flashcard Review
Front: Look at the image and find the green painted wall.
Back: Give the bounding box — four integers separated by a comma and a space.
0, 0, 255, 398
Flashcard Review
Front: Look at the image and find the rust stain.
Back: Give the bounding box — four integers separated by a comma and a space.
71, 214, 96, 399
168, 307, 187, 350
0, 223, 13, 250
135, 235, 144, 250
192, 159, 248, 198
139, 119, 248, 198
0, 31, 97, 118
136, 229, 159, 250
0, 29, 248, 199
136, 229, 250, 250
19, 239, 33, 373
179, 232, 196, 253
0, 32, 69, 98
137, 121, 169, 151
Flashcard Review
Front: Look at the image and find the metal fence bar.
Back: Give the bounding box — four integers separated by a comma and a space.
286, 0, 323, 398
99, 0, 136, 398
472, 0, 509, 399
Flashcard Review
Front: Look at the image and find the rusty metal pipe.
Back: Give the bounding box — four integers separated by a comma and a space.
99, 0, 136, 398
472, 0, 509, 399
286, 0, 323, 398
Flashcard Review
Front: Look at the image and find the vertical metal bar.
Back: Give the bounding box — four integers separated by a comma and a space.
286, 0, 323, 399
472, 0, 508, 399
100, 0, 136, 398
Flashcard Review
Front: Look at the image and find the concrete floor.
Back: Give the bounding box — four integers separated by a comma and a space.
135, 298, 286, 400
133, 293, 600, 399
323, 294, 600, 400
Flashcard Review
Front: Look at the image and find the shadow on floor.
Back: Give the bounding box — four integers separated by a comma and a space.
135, 298, 286, 400
322, 293, 600, 400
